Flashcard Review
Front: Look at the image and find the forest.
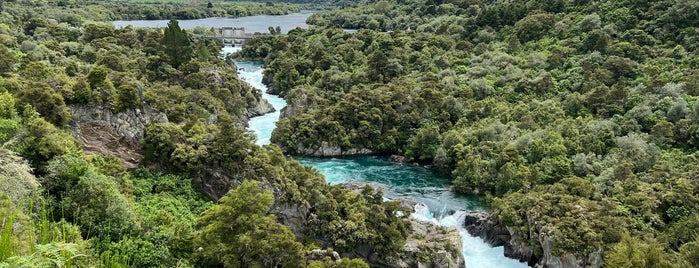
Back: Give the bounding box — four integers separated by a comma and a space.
239, 0, 699, 266
0, 0, 423, 267
0, 0, 697, 267
0, 0, 300, 21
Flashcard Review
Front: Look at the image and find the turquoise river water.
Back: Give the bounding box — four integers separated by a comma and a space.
229, 50, 528, 268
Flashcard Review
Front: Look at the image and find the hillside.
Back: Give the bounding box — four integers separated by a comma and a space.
0, 0, 449, 266
241, 0, 699, 266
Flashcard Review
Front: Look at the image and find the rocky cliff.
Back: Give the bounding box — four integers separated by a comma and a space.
69, 105, 168, 169
342, 182, 466, 268
362, 216, 465, 268
463, 211, 603, 268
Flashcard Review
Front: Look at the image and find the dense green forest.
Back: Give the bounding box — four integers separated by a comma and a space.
0, 0, 424, 267
240, 0, 699, 266
0, 0, 300, 22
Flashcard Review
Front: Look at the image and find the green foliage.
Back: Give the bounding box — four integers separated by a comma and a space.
495, 177, 626, 256
604, 233, 677, 268
14, 82, 71, 127
43, 154, 136, 240
309, 257, 370, 268
13, 118, 81, 171
0, 0, 696, 266
161, 19, 192, 68
514, 13, 556, 43
406, 123, 442, 162
194, 180, 304, 267
0, 92, 17, 119
0, 149, 38, 206
3, 243, 87, 268
253, 0, 699, 264
308, 185, 410, 255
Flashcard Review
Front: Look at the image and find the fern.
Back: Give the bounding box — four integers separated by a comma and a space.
4, 243, 85, 268
0, 212, 17, 262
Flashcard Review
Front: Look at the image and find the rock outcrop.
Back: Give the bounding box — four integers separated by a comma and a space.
338, 182, 466, 268
463, 211, 603, 268
462, 211, 509, 247
396, 218, 465, 268
69, 105, 168, 169
307, 249, 341, 263
244, 97, 275, 119
358, 218, 465, 268
279, 87, 316, 118
389, 154, 408, 163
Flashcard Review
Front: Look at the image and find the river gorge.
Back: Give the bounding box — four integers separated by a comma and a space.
117, 12, 527, 267
233, 57, 527, 268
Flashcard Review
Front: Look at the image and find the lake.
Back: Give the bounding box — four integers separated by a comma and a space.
113, 10, 315, 34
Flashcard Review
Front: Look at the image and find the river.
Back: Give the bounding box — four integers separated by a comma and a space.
228, 47, 527, 268
116, 9, 527, 266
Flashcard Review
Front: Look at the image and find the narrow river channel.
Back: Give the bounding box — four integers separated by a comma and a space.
229, 49, 528, 268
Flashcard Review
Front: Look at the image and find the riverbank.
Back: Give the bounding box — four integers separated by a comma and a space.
236, 58, 528, 268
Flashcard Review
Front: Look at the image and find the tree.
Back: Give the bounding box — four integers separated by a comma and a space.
0, 44, 17, 76
514, 13, 555, 42
44, 155, 135, 239
367, 49, 388, 83
15, 82, 71, 127
194, 180, 304, 267
406, 123, 441, 162
161, 19, 192, 68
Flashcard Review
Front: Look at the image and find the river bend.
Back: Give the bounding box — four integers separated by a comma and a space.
232, 55, 527, 268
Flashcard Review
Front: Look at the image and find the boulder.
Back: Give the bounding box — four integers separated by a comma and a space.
244, 97, 275, 118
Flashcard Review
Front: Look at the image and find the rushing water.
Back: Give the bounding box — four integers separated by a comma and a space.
233, 55, 528, 268
113, 10, 315, 34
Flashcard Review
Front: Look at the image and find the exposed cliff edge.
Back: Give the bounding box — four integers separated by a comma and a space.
463, 211, 603, 268
362, 217, 465, 268
69, 105, 168, 169
342, 182, 466, 268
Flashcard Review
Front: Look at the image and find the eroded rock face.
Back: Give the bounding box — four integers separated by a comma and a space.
463, 211, 536, 265
333, 183, 466, 268
463, 211, 509, 247
361, 217, 465, 268
401, 218, 466, 268
463, 211, 603, 268
69, 105, 168, 169
244, 97, 275, 118
307, 249, 341, 263
279, 88, 315, 118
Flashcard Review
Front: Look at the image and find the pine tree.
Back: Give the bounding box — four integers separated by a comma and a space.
161, 19, 192, 68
